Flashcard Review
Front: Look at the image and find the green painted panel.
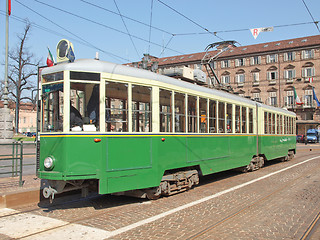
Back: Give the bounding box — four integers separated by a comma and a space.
187, 136, 230, 162
106, 137, 152, 171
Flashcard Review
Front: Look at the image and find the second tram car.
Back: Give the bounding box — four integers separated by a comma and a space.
38, 58, 296, 200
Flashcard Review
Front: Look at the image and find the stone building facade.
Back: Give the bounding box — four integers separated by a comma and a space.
141, 35, 320, 135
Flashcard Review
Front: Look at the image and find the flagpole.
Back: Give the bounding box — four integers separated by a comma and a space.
4, 0, 9, 109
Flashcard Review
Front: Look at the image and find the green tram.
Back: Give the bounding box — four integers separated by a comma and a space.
38, 58, 296, 200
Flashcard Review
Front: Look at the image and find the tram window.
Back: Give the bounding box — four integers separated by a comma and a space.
284, 116, 288, 134
132, 85, 152, 132
226, 103, 232, 133
43, 72, 63, 82
70, 71, 100, 81
268, 113, 272, 134
70, 82, 100, 131
188, 95, 197, 133
199, 98, 207, 133
277, 114, 280, 134
42, 85, 63, 132
279, 115, 283, 134
264, 112, 268, 134
235, 105, 240, 133
249, 108, 253, 133
242, 107, 247, 133
218, 102, 225, 133
289, 117, 292, 134
209, 100, 217, 133
105, 81, 128, 132
272, 113, 275, 134
160, 89, 172, 132
175, 92, 185, 132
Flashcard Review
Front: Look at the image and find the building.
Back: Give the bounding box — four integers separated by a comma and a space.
137, 35, 320, 135
0, 101, 37, 133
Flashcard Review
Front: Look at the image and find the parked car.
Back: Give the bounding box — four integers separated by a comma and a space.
306, 129, 319, 143
296, 134, 305, 143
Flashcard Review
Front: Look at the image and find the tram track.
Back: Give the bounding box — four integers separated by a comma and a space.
300, 210, 320, 240
186, 160, 320, 240
2, 153, 319, 239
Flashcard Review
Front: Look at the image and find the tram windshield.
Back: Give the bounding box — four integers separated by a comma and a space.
42, 83, 64, 132
42, 75, 100, 132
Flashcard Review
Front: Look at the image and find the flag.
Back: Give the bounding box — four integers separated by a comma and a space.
8, 0, 11, 16
312, 87, 320, 107
66, 46, 75, 62
46, 47, 54, 67
309, 77, 314, 83
293, 86, 303, 105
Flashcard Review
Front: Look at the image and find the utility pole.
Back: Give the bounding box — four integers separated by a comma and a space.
0, 0, 13, 142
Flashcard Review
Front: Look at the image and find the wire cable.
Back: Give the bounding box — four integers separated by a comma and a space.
301, 0, 320, 33
15, 1, 131, 63
80, 0, 173, 36
156, 0, 224, 41
148, 0, 154, 54
173, 21, 319, 36
113, 0, 140, 58
34, 0, 185, 55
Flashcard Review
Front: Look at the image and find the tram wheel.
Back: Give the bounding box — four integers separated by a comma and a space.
146, 186, 161, 200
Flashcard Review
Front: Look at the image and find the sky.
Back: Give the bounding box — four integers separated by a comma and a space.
1, 0, 320, 69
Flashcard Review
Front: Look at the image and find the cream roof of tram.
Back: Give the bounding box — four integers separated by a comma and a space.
41, 58, 295, 116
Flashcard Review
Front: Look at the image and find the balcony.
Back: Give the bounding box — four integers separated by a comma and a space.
252, 81, 259, 86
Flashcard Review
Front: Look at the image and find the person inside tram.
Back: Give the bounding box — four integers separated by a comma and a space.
86, 84, 100, 126
70, 104, 83, 129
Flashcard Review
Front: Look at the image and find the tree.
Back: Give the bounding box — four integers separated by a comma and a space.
6, 22, 41, 133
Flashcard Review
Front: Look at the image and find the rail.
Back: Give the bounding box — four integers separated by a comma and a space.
0, 141, 36, 186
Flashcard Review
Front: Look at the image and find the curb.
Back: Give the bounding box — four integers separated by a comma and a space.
0, 189, 40, 208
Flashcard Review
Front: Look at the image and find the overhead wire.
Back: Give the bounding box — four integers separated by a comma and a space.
15, 0, 131, 62
34, 0, 185, 55
113, 0, 140, 58
80, 0, 174, 36
156, 0, 225, 41
301, 0, 320, 33
148, 0, 154, 54
173, 21, 320, 36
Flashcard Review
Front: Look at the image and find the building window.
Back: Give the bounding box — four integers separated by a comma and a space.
221, 75, 230, 84
302, 67, 315, 78
236, 74, 245, 84
235, 58, 245, 67
284, 90, 294, 107
284, 52, 295, 61
250, 56, 261, 65
304, 89, 313, 107
267, 54, 278, 63
284, 69, 296, 79
302, 49, 314, 59
221, 60, 230, 68
252, 72, 259, 83
269, 92, 277, 106
253, 92, 261, 102
267, 71, 278, 82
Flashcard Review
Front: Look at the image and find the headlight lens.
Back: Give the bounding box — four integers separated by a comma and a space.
44, 156, 54, 170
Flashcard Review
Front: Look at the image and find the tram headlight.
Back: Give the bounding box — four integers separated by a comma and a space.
44, 156, 55, 170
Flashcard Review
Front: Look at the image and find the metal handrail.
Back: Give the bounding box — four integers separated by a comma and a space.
0, 141, 36, 186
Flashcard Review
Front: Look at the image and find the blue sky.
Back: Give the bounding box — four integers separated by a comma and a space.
1, 0, 320, 67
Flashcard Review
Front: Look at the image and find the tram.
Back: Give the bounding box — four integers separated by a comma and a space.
38, 42, 296, 200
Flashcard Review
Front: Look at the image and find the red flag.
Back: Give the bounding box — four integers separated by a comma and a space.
8, 0, 11, 16
46, 48, 54, 67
